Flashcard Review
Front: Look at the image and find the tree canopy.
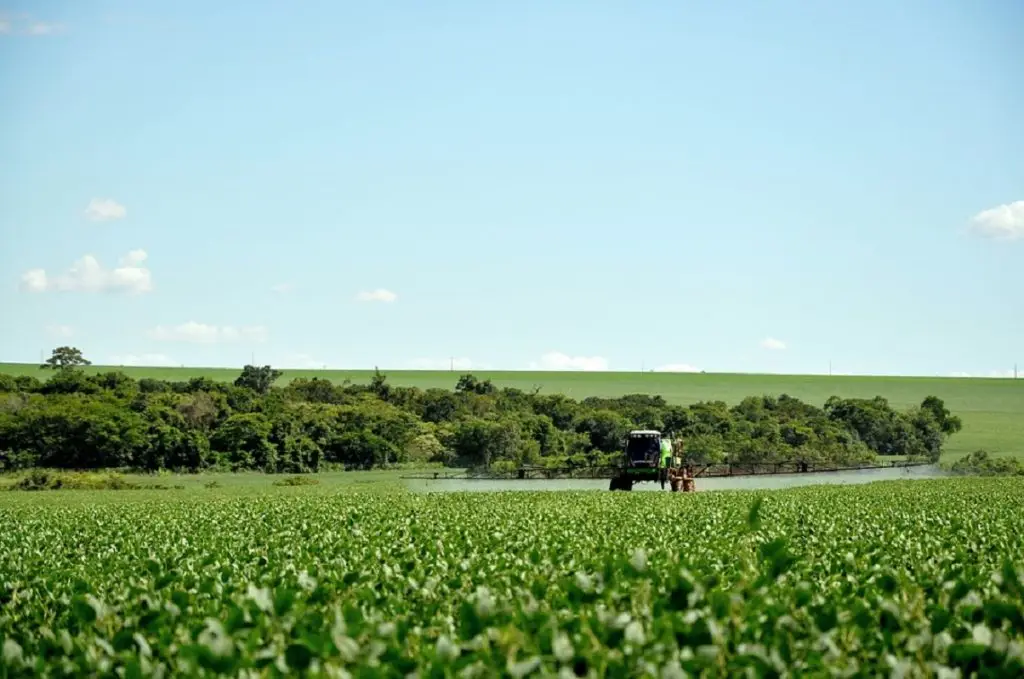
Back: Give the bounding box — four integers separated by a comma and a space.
40, 346, 91, 370
0, 348, 962, 474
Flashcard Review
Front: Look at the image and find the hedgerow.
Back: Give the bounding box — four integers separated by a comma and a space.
0, 360, 962, 473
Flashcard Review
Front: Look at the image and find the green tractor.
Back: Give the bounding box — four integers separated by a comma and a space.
609, 429, 688, 491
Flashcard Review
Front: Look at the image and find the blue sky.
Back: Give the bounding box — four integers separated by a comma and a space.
1, 1, 1022, 376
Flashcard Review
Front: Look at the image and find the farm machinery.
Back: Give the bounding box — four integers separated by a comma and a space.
401, 428, 930, 490
608, 430, 695, 492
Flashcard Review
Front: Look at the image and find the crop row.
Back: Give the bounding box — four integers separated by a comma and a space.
1, 478, 1023, 676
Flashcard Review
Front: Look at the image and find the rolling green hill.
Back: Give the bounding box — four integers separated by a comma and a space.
2, 363, 1021, 461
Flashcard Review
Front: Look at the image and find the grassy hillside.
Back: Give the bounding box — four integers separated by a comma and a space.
3, 363, 1021, 461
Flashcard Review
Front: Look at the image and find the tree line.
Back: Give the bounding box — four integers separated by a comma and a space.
0, 347, 962, 473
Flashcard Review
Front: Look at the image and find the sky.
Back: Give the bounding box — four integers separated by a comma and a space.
1, 1, 1022, 377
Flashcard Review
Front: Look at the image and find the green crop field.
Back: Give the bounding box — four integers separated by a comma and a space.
2, 476, 1023, 676
3, 362, 1022, 462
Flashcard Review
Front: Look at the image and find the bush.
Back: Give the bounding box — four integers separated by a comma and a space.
8, 469, 141, 491
272, 475, 320, 487
949, 450, 1024, 476
405, 432, 447, 464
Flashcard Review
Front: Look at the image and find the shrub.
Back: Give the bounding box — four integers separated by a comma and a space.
272, 475, 320, 487
8, 469, 141, 491
949, 449, 1024, 476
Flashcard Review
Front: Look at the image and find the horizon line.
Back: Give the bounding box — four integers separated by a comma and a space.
1, 361, 1018, 381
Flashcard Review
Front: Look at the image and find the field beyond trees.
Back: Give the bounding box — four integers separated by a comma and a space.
2, 361, 1021, 464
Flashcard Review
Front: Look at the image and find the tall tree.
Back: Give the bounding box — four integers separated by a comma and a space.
234, 364, 283, 395
41, 346, 91, 371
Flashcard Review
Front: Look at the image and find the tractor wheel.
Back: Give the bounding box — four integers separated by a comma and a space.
609, 475, 633, 491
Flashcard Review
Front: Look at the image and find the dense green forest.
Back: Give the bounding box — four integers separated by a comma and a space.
0, 348, 963, 473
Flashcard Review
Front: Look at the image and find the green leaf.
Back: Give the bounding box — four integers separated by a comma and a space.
274, 587, 296, 616
113, 628, 135, 652
171, 590, 190, 611
285, 643, 314, 671
71, 596, 98, 624
747, 497, 764, 531
946, 641, 988, 667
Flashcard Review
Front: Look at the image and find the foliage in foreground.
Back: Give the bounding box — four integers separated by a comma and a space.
0, 350, 963, 474
1, 477, 1024, 676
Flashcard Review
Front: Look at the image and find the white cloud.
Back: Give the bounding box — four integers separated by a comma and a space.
271, 283, 294, 294
654, 363, 701, 373
84, 198, 126, 221
969, 201, 1024, 240
19, 250, 152, 294
122, 249, 146, 265
950, 370, 1018, 379
529, 351, 609, 372
0, 15, 63, 35
109, 353, 178, 367
26, 22, 63, 35
20, 269, 47, 292
408, 357, 479, 371
355, 288, 397, 303
147, 322, 268, 344
280, 353, 325, 369
46, 324, 74, 338
760, 337, 786, 350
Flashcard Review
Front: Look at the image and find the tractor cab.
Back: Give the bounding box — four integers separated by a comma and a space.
611, 430, 683, 491
625, 430, 663, 467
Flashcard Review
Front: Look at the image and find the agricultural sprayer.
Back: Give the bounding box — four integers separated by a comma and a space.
608, 429, 694, 492
401, 428, 929, 490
